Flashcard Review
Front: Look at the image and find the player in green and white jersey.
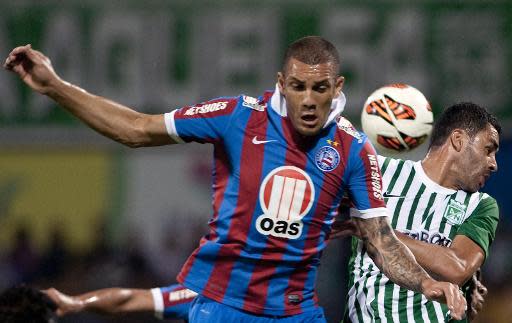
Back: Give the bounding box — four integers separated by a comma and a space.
344, 102, 500, 323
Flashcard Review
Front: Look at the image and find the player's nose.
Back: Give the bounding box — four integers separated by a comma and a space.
489, 155, 498, 172
301, 89, 317, 110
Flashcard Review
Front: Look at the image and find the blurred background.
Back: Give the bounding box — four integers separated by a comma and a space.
0, 1, 511, 322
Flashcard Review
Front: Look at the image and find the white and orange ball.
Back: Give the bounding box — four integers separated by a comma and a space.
361, 83, 433, 155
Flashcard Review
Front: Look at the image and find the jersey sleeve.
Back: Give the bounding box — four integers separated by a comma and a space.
164, 97, 239, 144
347, 137, 388, 219
456, 195, 499, 260
151, 284, 197, 320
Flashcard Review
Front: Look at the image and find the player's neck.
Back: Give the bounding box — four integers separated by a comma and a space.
421, 147, 459, 190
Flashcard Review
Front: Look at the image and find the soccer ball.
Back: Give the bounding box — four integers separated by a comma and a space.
361, 83, 433, 155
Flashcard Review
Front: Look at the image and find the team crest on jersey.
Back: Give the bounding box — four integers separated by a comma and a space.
336, 117, 363, 143
256, 166, 315, 239
315, 146, 340, 172
242, 96, 266, 111
443, 199, 467, 225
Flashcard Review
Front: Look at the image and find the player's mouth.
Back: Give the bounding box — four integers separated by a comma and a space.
300, 114, 319, 127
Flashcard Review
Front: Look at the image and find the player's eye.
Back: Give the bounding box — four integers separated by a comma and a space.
313, 83, 329, 92
291, 83, 305, 91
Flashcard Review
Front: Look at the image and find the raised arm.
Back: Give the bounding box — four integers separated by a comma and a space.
352, 216, 467, 320
4, 44, 173, 148
44, 287, 153, 316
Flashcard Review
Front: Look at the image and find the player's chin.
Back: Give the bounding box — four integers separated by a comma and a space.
465, 183, 480, 194
296, 127, 322, 137
295, 121, 324, 137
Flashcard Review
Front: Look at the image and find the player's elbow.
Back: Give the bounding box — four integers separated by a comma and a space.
120, 138, 147, 149
445, 260, 475, 286
117, 116, 154, 148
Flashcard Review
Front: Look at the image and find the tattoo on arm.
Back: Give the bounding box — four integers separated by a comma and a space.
355, 217, 430, 293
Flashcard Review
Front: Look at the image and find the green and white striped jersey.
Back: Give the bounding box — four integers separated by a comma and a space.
344, 156, 499, 323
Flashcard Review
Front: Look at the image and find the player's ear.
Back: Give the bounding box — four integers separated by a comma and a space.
335, 76, 345, 98
277, 72, 285, 95
450, 129, 466, 152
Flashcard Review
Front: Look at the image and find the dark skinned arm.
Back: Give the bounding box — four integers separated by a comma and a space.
395, 232, 485, 286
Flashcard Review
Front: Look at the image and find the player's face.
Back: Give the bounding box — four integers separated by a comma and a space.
278, 58, 344, 137
458, 124, 499, 192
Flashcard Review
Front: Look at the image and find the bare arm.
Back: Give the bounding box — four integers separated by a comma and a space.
396, 232, 485, 286
329, 218, 484, 286
4, 45, 174, 148
353, 216, 466, 320
354, 217, 430, 292
44, 288, 154, 316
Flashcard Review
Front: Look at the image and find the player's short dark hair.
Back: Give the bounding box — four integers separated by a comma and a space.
0, 285, 57, 323
282, 36, 340, 75
429, 102, 501, 149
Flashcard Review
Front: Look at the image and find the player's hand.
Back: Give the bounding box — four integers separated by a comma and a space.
43, 288, 84, 316
4, 44, 61, 94
421, 278, 467, 320
467, 270, 488, 321
329, 218, 361, 241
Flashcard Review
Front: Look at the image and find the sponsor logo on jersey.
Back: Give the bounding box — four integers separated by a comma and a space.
336, 117, 363, 143
184, 101, 228, 115
242, 96, 266, 111
403, 230, 452, 247
443, 199, 467, 225
315, 146, 340, 172
382, 191, 404, 198
368, 154, 383, 200
256, 166, 315, 239
167, 288, 198, 302
252, 136, 277, 145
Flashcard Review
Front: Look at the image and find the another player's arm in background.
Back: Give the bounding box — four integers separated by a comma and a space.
44, 288, 154, 317
396, 197, 498, 286
4, 45, 173, 147
394, 233, 484, 286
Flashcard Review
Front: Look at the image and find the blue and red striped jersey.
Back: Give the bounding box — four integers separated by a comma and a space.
164, 89, 387, 316
151, 284, 197, 320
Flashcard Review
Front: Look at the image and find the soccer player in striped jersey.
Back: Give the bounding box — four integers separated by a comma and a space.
4, 36, 466, 322
344, 102, 500, 322
45, 284, 196, 321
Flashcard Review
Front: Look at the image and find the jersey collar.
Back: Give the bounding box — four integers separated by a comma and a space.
414, 161, 457, 195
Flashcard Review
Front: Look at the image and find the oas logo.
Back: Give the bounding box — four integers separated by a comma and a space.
315, 146, 340, 172
256, 166, 315, 239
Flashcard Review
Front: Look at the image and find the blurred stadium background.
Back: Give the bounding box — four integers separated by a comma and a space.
0, 1, 511, 322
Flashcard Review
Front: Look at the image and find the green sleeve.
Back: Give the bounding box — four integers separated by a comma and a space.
456, 195, 499, 260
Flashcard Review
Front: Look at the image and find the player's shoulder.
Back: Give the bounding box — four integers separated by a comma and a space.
466, 192, 499, 216
334, 116, 366, 145
376, 154, 414, 171
239, 93, 270, 112
184, 92, 270, 118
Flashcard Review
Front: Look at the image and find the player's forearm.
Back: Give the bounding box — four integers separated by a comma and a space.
78, 288, 152, 314
395, 231, 472, 285
47, 79, 151, 147
357, 217, 431, 293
